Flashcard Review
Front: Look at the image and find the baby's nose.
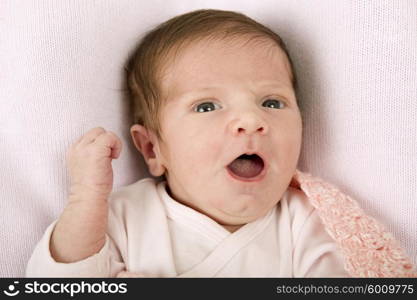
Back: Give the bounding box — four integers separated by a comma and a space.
228, 112, 268, 136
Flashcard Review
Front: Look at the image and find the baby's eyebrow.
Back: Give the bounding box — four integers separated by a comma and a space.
259, 80, 297, 95
170, 87, 220, 102
255, 81, 293, 92
172, 82, 294, 103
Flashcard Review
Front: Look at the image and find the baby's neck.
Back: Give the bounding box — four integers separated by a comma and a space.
222, 224, 244, 233
166, 183, 245, 233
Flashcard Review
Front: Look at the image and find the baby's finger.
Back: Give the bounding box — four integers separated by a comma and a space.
78, 127, 106, 146
94, 131, 123, 159
109, 131, 123, 159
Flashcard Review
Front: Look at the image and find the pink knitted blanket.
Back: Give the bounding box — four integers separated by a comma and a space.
290, 170, 416, 277
117, 170, 417, 277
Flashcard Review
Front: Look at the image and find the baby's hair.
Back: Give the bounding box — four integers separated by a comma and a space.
125, 9, 298, 140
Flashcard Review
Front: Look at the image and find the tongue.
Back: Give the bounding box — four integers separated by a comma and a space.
228, 156, 263, 178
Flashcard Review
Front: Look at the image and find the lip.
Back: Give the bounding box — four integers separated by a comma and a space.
225, 151, 268, 183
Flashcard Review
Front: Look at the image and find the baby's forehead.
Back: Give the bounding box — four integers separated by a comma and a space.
159, 36, 293, 97
168, 35, 284, 66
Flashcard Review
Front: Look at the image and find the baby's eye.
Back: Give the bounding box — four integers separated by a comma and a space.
262, 99, 286, 109
194, 102, 222, 113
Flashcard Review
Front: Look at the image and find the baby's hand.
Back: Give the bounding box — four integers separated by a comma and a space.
50, 127, 122, 263
67, 127, 122, 201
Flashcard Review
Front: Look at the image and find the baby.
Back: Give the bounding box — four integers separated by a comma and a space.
26, 9, 415, 278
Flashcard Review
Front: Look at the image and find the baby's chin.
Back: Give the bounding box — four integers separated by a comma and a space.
209, 195, 276, 225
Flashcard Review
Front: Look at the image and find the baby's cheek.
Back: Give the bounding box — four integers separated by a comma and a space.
171, 144, 203, 175
201, 139, 224, 164
186, 143, 222, 176
173, 122, 224, 174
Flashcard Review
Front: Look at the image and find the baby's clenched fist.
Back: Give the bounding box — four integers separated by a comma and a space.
67, 127, 122, 201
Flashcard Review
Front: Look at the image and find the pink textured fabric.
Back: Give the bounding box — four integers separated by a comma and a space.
116, 170, 417, 278
290, 170, 417, 278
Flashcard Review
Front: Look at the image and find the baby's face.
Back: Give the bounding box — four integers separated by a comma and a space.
135, 37, 302, 228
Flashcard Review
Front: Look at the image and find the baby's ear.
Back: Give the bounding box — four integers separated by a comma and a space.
130, 124, 166, 176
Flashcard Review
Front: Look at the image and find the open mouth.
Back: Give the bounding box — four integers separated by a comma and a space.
226, 154, 265, 181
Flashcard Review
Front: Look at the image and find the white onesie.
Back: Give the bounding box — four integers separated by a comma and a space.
26, 178, 349, 277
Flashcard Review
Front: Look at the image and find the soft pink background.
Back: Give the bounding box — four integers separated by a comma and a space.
1, 0, 415, 276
